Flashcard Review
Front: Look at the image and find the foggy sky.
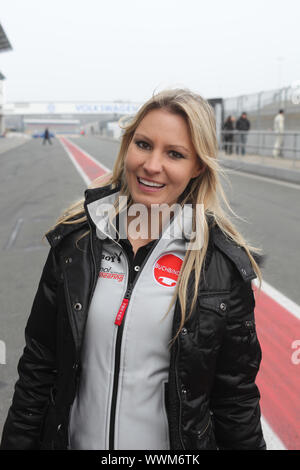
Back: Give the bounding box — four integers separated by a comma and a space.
1, 0, 300, 103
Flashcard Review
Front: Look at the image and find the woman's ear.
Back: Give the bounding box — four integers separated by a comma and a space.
197, 165, 206, 176
193, 161, 206, 179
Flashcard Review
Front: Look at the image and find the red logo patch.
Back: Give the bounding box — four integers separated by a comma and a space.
153, 254, 183, 287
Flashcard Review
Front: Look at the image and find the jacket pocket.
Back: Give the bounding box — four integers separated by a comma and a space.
197, 292, 230, 317
227, 315, 262, 370
243, 319, 256, 337
185, 413, 217, 450
234, 317, 259, 341
186, 294, 230, 352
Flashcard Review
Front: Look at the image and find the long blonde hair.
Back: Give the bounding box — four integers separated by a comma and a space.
44, 88, 262, 344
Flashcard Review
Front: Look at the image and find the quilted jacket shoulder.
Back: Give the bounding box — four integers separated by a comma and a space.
211, 224, 258, 283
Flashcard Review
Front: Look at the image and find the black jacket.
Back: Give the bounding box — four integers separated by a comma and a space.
223, 120, 234, 131
0, 185, 266, 450
236, 117, 250, 132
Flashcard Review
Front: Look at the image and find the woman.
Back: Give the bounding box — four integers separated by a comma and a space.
1, 89, 266, 450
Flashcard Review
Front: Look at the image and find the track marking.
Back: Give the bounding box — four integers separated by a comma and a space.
223, 167, 300, 190
58, 136, 110, 184
62, 137, 111, 173
253, 281, 300, 450
261, 417, 286, 450
4, 218, 24, 250
253, 279, 300, 321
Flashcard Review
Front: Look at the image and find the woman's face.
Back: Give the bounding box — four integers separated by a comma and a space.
125, 108, 204, 208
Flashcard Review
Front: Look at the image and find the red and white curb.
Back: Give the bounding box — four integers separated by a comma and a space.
59, 136, 300, 450
59, 136, 110, 185
253, 279, 300, 450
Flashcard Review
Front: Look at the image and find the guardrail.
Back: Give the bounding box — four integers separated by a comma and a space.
220, 130, 300, 160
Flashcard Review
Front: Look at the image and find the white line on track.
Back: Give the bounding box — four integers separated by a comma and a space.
58, 137, 91, 186
261, 416, 286, 450
253, 278, 300, 321
62, 137, 111, 174
253, 278, 299, 449
223, 167, 300, 190
5, 217, 24, 250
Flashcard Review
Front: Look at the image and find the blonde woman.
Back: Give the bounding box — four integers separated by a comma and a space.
1, 89, 266, 450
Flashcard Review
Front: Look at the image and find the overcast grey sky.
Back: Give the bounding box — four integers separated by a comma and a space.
1, 0, 299, 103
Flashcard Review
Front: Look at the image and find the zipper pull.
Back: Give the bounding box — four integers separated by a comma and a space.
114, 284, 132, 326
114, 298, 129, 326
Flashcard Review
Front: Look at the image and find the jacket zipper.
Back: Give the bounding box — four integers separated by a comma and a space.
80, 213, 127, 451
108, 276, 132, 450
83, 207, 158, 450
108, 238, 160, 450
85, 203, 176, 449
197, 415, 211, 439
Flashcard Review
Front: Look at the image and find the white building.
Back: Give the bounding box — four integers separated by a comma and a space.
0, 23, 12, 135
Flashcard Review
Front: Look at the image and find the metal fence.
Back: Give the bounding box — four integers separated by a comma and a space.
220, 130, 300, 161
223, 84, 300, 131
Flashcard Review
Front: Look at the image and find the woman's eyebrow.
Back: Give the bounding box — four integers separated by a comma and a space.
134, 133, 153, 144
168, 144, 191, 154
134, 133, 191, 154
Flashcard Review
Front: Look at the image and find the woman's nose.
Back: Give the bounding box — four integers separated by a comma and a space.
142, 151, 163, 174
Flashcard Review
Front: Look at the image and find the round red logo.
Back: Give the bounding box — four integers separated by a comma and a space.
153, 254, 183, 287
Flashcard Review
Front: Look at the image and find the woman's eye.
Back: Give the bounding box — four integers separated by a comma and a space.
135, 140, 150, 150
169, 150, 185, 159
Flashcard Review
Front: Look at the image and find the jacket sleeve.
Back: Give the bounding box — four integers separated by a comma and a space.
210, 272, 266, 450
0, 248, 59, 449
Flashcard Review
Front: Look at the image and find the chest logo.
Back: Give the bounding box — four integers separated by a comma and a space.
153, 254, 183, 287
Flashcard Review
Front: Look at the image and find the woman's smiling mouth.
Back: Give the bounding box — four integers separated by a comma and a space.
136, 176, 166, 192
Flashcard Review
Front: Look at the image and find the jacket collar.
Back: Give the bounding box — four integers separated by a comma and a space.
84, 183, 121, 206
